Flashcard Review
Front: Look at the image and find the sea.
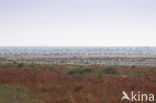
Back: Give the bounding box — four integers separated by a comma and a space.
0, 47, 156, 55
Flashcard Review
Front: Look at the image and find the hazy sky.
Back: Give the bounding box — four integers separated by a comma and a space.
0, 0, 156, 46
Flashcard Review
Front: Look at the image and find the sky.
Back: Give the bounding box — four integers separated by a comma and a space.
0, 0, 156, 46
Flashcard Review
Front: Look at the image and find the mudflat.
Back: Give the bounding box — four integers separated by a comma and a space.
0, 53, 156, 66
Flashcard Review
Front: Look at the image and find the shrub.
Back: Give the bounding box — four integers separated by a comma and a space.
48, 65, 55, 70
80, 68, 93, 74
68, 70, 77, 75
17, 63, 25, 68
103, 67, 118, 75
29, 63, 35, 69
131, 65, 135, 69
68, 68, 94, 75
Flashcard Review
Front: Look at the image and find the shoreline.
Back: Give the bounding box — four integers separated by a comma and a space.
0, 53, 156, 66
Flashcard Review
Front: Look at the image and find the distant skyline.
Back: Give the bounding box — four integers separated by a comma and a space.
0, 0, 156, 46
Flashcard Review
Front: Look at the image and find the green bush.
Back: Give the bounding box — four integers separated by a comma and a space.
103, 67, 118, 75
48, 65, 55, 70
17, 63, 25, 68
131, 65, 135, 69
68, 68, 94, 75
29, 63, 36, 69
121, 70, 143, 76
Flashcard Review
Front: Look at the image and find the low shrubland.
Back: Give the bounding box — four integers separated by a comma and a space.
0, 63, 156, 103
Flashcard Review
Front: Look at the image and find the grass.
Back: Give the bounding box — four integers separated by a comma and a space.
0, 63, 156, 103
0, 84, 33, 103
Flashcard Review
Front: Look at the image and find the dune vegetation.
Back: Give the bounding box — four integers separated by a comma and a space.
0, 63, 156, 103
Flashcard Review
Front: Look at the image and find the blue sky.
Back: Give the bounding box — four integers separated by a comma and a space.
0, 0, 156, 46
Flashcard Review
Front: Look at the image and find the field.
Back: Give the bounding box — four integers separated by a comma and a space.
0, 63, 156, 103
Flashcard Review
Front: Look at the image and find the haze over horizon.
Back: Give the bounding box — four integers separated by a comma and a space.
0, 0, 156, 46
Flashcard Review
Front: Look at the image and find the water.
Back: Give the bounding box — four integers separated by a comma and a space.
0, 47, 156, 55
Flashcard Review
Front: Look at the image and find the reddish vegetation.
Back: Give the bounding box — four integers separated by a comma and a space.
0, 67, 156, 103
